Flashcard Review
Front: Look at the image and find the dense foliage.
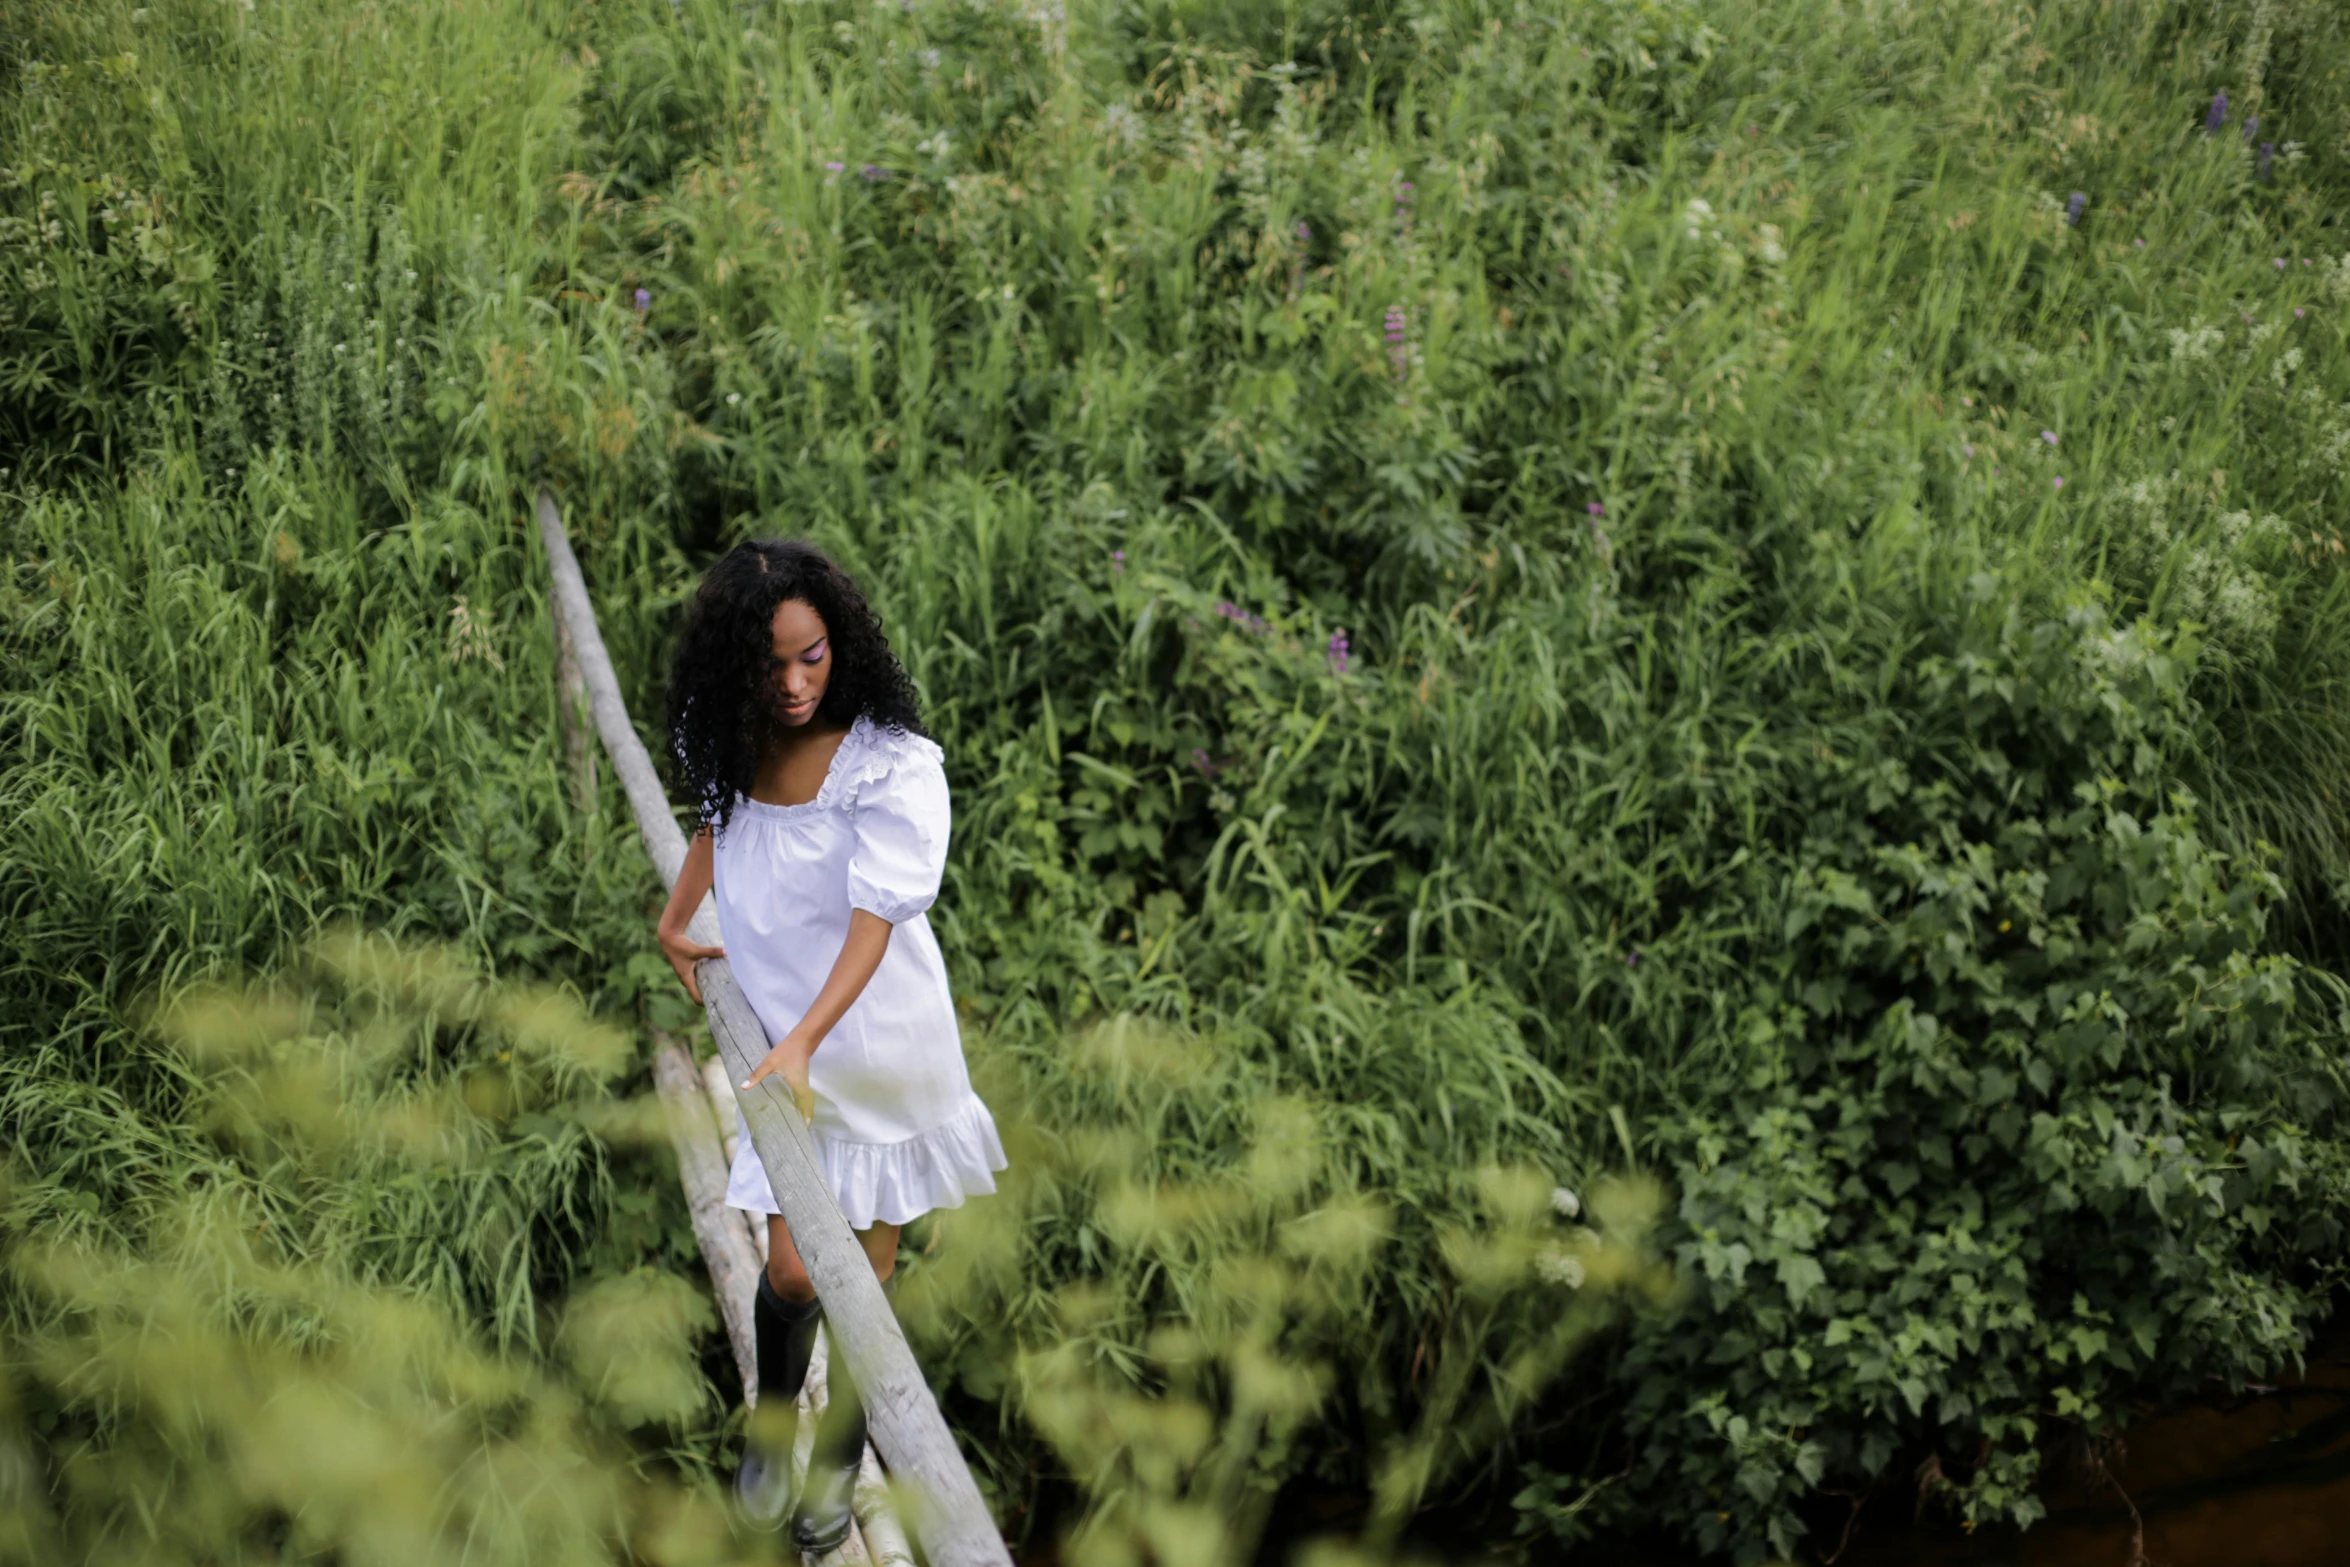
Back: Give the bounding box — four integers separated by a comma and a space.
10, 0, 2350, 1561
0, 941, 767, 1567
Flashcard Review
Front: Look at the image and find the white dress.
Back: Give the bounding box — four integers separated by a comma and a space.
712, 715, 1007, 1229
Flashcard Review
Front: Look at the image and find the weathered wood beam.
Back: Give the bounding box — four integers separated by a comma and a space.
699, 1054, 769, 1264
552, 589, 600, 811
651, 1033, 761, 1408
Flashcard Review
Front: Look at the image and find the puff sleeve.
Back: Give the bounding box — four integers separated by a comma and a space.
846, 744, 952, 924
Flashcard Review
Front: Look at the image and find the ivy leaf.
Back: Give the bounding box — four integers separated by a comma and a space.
1776, 1253, 1827, 1307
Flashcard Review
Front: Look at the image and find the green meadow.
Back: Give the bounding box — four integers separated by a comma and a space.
8, 0, 2350, 1561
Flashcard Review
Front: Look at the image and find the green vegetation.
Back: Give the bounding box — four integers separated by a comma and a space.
9, 0, 2350, 1561
0, 941, 749, 1566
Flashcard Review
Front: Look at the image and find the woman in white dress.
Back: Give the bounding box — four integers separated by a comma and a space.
654, 539, 1006, 1551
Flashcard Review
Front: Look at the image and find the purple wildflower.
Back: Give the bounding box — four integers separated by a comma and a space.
1111, 549, 1126, 572
2242, 115, 2260, 144
1296, 221, 1311, 242
1626, 949, 1641, 968
1385, 304, 1411, 377
862, 164, 888, 181
1191, 749, 1215, 775
2258, 142, 2274, 182
824, 160, 844, 173
2296, 308, 2307, 319
2053, 477, 2065, 490
1327, 628, 1350, 676
2041, 430, 2058, 447
1587, 501, 1605, 518
2276, 258, 2289, 270
2136, 238, 2146, 249
2065, 192, 2086, 227
633, 288, 651, 312
2206, 92, 2228, 133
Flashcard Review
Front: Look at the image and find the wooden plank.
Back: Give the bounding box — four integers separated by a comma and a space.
696, 1052, 768, 1264
857, 1450, 919, 1567
552, 583, 600, 811
651, 1034, 762, 1408
534, 489, 1010, 1567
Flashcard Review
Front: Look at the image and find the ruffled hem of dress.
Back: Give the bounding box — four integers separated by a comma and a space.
726, 1095, 1008, 1229
820, 1095, 1007, 1228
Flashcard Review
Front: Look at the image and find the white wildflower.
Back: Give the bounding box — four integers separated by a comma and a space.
1534, 1243, 1587, 1289
2166, 323, 2223, 363
1550, 1186, 1581, 1220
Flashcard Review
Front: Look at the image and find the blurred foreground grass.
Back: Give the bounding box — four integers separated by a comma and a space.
0, 937, 1665, 1565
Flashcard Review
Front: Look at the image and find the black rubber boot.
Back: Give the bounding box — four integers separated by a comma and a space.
791, 1272, 896, 1557
788, 1314, 868, 1556
736, 1274, 820, 1530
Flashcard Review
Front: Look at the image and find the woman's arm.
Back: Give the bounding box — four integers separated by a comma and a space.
741, 910, 893, 1120
656, 827, 727, 1005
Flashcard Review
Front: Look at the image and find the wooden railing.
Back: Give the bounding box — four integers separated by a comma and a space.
535, 490, 1010, 1567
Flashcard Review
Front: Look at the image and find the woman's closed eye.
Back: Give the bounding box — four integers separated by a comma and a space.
801, 638, 828, 664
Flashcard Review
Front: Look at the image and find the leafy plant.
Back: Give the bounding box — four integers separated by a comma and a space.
1522, 599, 2350, 1560
0, 937, 758, 1567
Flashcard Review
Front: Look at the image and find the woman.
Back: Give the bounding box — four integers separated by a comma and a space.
656, 539, 1007, 1551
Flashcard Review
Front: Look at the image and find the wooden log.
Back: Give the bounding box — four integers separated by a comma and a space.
705, 1054, 742, 1162
701, 1053, 769, 1264
856, 1451, 919, 1567
552, 584, 600, 811
535, 488, 1010, 1567
651, 1034, 762, 1408
534, 490, 696, 896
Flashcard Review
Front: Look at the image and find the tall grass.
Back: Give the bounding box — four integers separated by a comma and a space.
9, 0, 2350, 1559
0, 937, 769, 1567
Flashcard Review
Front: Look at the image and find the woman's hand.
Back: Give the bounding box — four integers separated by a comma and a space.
742, 1030, 818, 1123
657, 920, 725, 1006
657, 830, 724, 1004
733, 914, 887, 1125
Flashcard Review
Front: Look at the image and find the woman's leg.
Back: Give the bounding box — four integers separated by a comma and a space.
792, 1220, 900, 1551
737, 1218, 824, 1527
768, 1214, 899, 1289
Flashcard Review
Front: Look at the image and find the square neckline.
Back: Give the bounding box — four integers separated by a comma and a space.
735, 716, 872, 823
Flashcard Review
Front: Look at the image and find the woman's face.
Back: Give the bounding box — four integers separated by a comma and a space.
766, 598, 832, 727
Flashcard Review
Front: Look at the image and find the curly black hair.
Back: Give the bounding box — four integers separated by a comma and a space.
664, 539, 928, 832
